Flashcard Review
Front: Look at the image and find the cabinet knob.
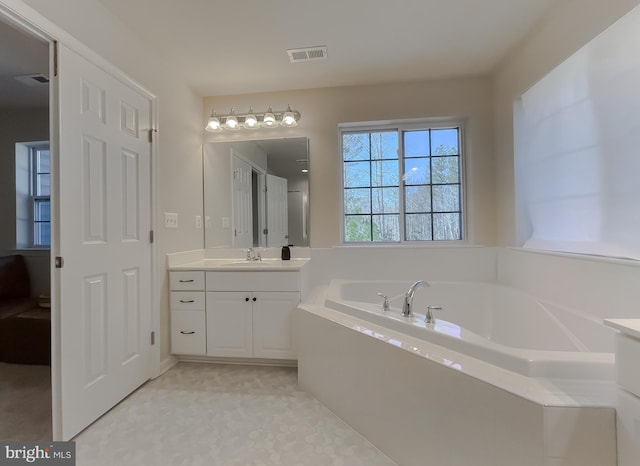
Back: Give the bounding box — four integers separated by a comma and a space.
245, 297, 250, 302
252, 297, 257, 302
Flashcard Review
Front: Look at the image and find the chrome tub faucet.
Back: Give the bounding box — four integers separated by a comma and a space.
402, 280, 429, 316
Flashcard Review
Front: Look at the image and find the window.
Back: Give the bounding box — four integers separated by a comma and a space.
16, 142, 50, 248
341, 123, 463, 243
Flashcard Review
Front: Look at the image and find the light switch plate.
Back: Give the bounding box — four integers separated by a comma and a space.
222, 217, 230, 229
165, 212, 178, 228
195, 216, 202, 229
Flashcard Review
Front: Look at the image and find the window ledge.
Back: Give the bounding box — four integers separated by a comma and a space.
335, 242, 485, 249
10, 248, 50, 256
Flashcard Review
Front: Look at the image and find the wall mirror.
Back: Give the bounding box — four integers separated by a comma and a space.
203, 137, 309, 249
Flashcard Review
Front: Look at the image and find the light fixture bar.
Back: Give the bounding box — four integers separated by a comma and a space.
204, 106, 301, 132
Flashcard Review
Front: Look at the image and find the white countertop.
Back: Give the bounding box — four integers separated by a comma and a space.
169, 258, 310, 272
604, 318, 640, 340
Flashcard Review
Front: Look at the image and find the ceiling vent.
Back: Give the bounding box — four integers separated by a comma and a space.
14, 74, 49, 86
287, 46, 328, 63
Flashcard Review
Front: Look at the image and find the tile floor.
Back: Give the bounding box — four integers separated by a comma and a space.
75, 362, 396, 465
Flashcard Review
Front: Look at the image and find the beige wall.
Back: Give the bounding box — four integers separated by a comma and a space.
492, 0, 640, 246
204, 77, 496, 247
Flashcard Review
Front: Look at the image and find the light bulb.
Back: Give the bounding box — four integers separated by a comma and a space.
225, 116, 238, 129
244, 113, 258, 128
205, 113, 221, 132
224, 108, 239, 130
263, 106, 277, 127
281, 105, 297, 127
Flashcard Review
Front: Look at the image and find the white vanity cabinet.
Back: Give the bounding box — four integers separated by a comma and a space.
206, 291, 299, 359
169, 271, 206, 355
205, 271, 300, 360
604, 319, 640, 466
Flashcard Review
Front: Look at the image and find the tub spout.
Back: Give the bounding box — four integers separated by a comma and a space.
402, 280, 429, 316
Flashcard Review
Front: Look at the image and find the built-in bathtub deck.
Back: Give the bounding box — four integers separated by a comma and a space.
299, 303, 616, 408
295, 288, 617, 466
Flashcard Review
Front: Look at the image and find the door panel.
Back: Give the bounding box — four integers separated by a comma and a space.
266, 174, 288, 247
57, 44, 152, 439
232, 155, 253, 248
252, 292, 299, 359
206, 292, 253, 358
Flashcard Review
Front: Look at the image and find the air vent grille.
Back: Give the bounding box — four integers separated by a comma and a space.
14, 74, 49, 86
287, 46, 328, 63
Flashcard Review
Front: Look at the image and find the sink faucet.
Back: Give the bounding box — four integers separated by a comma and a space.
402, 280, 429, 316
246, 248, 261, 261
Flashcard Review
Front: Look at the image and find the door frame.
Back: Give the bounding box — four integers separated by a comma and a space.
0, 0, 161, 440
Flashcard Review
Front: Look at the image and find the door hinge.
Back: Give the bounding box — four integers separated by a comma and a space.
149, 230, 154, 244
55, 256, 64, 268
151, 331, 155, 345
148, 128, 157, 143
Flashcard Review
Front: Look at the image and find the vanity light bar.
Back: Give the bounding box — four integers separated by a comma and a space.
205, 105, 301, 132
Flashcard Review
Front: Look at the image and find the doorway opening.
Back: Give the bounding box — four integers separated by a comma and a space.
0, 15, 52, 441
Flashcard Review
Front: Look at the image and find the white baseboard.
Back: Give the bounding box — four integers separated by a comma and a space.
158, 355, 178, 377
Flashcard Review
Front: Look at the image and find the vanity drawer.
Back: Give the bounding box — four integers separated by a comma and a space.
171, 310, 206, 355
206, 271, 300, 292
170, 291, 205, 311
170, 271, 205, 291
616, 333, 640, 397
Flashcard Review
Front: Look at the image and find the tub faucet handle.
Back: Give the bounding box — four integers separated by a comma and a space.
425, 305, 443, 324
376, 293, 390, 312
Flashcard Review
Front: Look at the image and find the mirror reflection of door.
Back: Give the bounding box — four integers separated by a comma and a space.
232, 156, 253, 248
287, 191, 308, 246
266, 174, 288, 247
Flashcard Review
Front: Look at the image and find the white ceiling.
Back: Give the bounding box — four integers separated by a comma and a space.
97, 0, 557, 96
0, 1, 558, 108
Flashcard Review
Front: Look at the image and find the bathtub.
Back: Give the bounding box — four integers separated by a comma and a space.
323, 279, 615, 380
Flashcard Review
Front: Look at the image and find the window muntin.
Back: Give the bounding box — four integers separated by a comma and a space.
16, 143, 51, 249
342, 124, 462, 243
32, 145, 51, 247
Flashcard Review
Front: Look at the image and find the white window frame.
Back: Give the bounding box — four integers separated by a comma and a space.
16, 141, 51, 249
339, 118, 466, 245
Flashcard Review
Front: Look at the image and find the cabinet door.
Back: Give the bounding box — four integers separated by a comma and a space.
252, 292, 300, 359
206, 292, 253, 357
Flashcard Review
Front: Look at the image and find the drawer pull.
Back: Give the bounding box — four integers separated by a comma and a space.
179, 299, 195, 303
179, 279, 195, 283
180, 331, 195, 335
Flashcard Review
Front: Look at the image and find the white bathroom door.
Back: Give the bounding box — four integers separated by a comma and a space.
232, 155, 253, 248
266, 174, 288, 247
57, 44, 153, 440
